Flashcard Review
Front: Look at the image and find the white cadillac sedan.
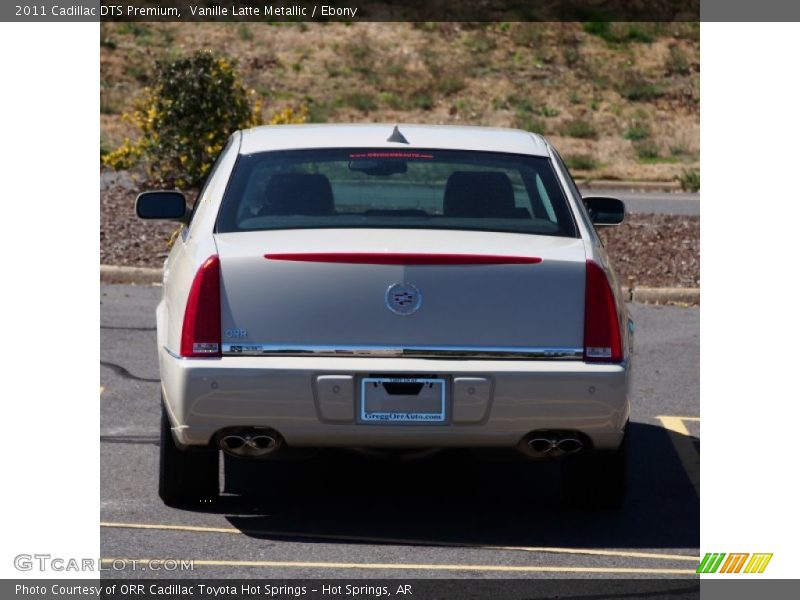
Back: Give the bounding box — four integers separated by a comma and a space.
136, 124, 632, 508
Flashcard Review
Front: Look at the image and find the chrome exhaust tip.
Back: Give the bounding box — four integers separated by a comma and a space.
219, 431, 282, 457
520, 432, 586, 458
556, 438, 583, 454
528, 438, 557, 454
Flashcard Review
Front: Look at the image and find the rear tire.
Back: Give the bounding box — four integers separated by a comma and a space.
159, 400, 219, 507
561, 427, 628, 510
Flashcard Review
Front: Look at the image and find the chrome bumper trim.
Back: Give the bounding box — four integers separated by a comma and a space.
221, 344, 584, 360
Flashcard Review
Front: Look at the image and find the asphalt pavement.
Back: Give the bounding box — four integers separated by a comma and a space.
100, 284, 699, 579
579, 189, 699, 216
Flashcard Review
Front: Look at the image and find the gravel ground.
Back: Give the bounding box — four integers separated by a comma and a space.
598, 214, 699, 288
101, 183, 699, 289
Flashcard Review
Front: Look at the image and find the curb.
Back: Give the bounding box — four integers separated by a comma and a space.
622, 286, 699, 306
578, 179, 681, 192
100, 265, 162, 285
100, 266, 699, 306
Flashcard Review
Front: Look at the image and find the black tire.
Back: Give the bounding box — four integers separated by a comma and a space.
159, 400, 219, 507
561, 427, 628, 510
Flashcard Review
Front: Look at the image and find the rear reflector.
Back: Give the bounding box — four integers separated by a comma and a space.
180, 255, 221, 358
264, 253, 542, 266
584, 260, 623, 363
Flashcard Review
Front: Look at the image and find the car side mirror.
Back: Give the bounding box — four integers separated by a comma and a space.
136, 191, 187, 222
582, 196, 625, 226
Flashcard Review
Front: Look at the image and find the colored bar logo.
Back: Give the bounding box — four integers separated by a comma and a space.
697, 553, 773, 574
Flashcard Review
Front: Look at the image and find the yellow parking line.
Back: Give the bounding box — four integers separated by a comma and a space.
100, 386, 105, 395
657, 416, 700, 496
100, 557, 695, 575
663, 416, 700, 423
100, 522, 699, 562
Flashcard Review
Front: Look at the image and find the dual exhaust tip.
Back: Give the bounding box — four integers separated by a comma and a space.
219, 429, 283, 457
523, 433, 584, 457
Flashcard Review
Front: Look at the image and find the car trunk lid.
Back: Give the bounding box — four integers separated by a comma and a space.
214, 229, 586, 357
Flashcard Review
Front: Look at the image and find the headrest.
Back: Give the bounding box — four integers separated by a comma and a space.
443, 171, 516, 218
262, 173, 334, 216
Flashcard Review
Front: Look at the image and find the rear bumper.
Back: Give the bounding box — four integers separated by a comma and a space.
160, 349, 631, 451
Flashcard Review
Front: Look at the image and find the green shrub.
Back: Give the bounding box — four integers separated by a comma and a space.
560, 119, 598, 139
413, 94, 434, 111
103, 51, 260, 187
677, 169, 700, 192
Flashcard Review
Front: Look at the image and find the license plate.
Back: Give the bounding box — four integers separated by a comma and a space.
359, 377, 447, 424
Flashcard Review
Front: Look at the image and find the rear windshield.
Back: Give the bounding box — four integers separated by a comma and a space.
216, 148, 577, 237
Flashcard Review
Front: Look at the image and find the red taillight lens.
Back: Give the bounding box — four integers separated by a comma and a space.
180, 255, 221, 358
584, 260, 623, 363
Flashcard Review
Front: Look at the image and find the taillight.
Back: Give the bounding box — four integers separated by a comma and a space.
584, 260, 623, 363
180, 255, 221, 358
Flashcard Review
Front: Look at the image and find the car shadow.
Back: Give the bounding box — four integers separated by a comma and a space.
206, 421, 698, 551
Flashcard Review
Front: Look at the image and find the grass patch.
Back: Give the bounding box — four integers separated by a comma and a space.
666, 45, 692, 75
509, 23, 545, 47
677, 169, 700, 192
514, 113, 546, 134
306, 99, 334, 123
463, 31, 497, 55
669, 140, 694, 157
634, 140, 660, 160
421, 50, 466, 97
560, 119, 598, 139
563, 44, 581, 67
100, 95, 122, 115
117, 23, 152, 42
238, 24, 253, 41
617, 73, 664, 102
377, 92, 407, 110
564, 154, 598, 170
583, 22, 655, 44
124, 63, 149, 83
345, 40, 375, 77
638, 156, 681, 165
100, 134, 111, 159
623, 121, 651, 140
511, 98, 546, 133
345, 92, 377, 112
436, 73, 466, 97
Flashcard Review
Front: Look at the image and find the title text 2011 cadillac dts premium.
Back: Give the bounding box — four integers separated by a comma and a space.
136, 124, 633, 508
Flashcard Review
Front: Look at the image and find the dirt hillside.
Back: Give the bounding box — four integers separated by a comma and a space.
101, 21, 699, 182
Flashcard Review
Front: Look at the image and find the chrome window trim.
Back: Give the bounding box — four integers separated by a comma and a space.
221, 344, 584, 360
